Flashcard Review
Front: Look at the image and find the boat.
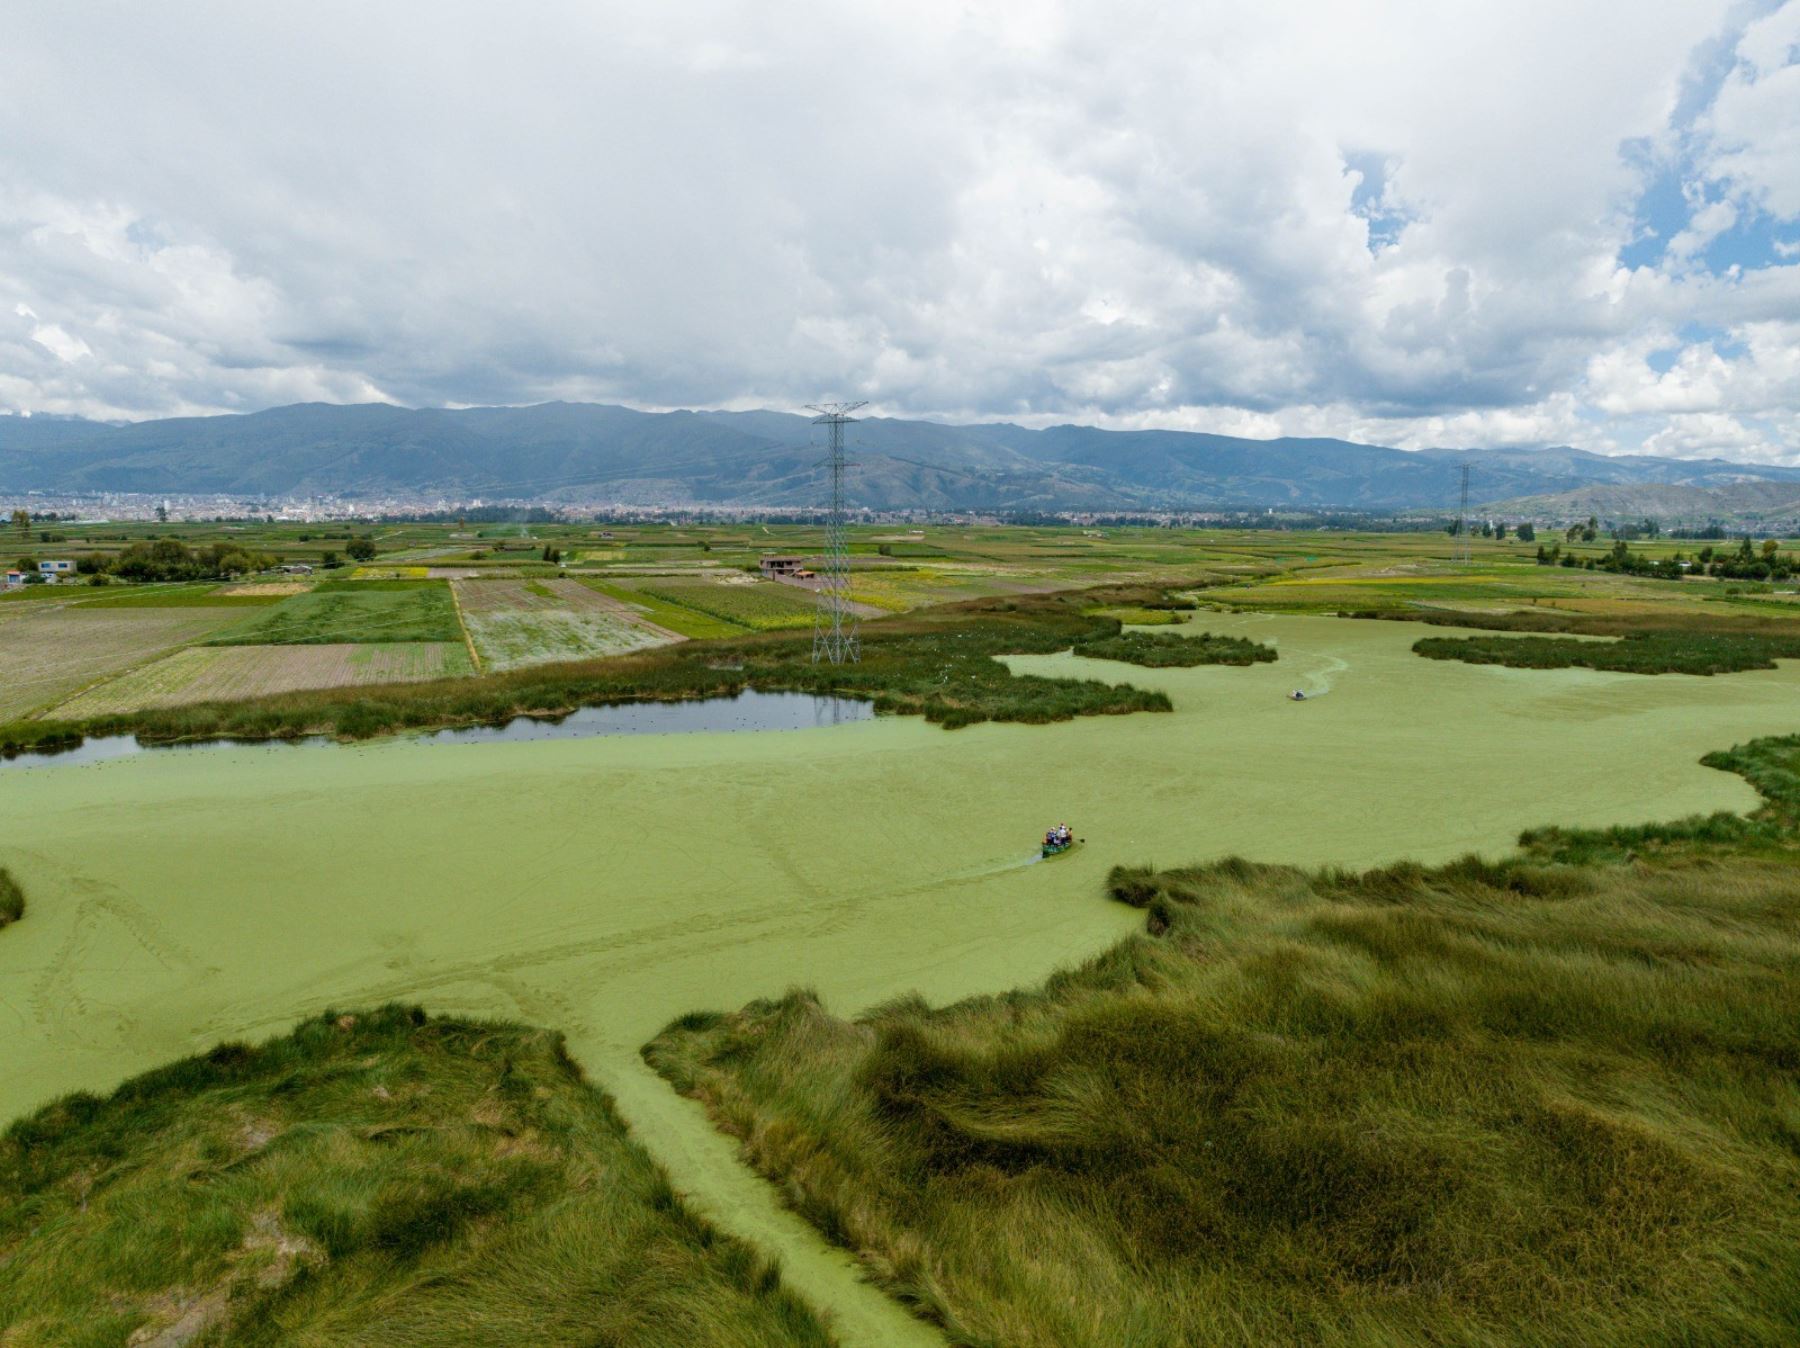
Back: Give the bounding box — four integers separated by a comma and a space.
1041, 834, 1079, 859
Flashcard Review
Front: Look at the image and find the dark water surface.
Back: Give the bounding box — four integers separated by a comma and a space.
0, 691, 874, 770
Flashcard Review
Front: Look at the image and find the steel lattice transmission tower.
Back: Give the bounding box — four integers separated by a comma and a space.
807, 401, 867, 665
1453, 464, 1473, 564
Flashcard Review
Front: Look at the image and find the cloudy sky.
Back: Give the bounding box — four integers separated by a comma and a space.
3, 2, 1798, 461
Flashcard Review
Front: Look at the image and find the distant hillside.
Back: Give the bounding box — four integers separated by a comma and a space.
1486, 482, 1800, 526
3, 402, 1798, 511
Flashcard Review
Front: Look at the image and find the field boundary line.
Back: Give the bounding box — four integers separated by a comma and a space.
449, 580, 484, 673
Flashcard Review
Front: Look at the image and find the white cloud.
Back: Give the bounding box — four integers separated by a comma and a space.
1703, 3, 1800, 217
0, 0, 1794, 463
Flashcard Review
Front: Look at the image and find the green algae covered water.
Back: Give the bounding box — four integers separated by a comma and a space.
4, 613, 1799, 1344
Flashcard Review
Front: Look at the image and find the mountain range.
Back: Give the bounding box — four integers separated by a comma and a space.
3, 402, 1798, 513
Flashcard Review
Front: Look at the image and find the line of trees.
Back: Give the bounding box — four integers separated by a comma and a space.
75, 539, 278, 582
1533, 534, 1795, 582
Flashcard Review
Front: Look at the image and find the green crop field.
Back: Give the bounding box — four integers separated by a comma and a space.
210, 580, 463, 645
67, 583, 290, 608
639, 578, 818, 631
580, 578, 750, 639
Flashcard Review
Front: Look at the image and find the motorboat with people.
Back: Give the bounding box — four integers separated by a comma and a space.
1042, 822, 1078, 858
1289, 689, 1307, 701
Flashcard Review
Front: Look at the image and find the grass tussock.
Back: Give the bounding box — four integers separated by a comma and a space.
1072, 629, 1277, 668
1414, 629, 1800, 676
646, 735, 1800, 1347
1333, 603, 1800, 677
0, 869, 20, 929
0, 1006, 832, 1348
1517, 733, 1800, 864
0, 582, 1190, 755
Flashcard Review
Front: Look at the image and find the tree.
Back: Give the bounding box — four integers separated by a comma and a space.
1762, 538, 1780, 560
9, 509, 27, 537
1516, 522, 1535, 542
345, 536, 377, 562
322, 550, 341, 568
1492, 521, 1507, 541
155, 503, 168, 524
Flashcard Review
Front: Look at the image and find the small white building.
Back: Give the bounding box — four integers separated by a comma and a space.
3, 570, 23, 589
38, 559, 74, 575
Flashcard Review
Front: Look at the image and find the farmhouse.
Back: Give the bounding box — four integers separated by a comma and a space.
38, 559, 74, 576
3, 570, 22, 589
759, 555, 805, 577
277, 563, 315, 576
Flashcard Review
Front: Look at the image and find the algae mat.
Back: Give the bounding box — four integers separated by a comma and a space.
4, 613, 1800, 1341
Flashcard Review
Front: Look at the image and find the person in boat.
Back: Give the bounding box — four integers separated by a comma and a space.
1290, 689, 1306, 701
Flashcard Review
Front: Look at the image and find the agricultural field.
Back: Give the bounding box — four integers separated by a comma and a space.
210, 579, 462, 645
50, 642, 474, 716
453, 577, 678, 671
0, 607, 248, 720
581, 578, 752, 639
639, 576, 819, 631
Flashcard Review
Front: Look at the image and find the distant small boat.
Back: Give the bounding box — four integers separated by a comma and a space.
1041, 836, 1080, 859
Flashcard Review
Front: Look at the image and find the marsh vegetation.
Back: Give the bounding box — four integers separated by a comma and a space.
647, 736, 1800, 1346
0, 870, 21, 929
0, 1006, 832, 1347
1072, 629, 1277, 667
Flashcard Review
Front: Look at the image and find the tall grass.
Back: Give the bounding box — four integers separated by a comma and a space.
1072, 630, 1276, 667
0, 869, 20, 929
1415, 629, 1800, 675
646, 735, 1800, 1347
0, 1006, 832, 1346
0, 582, 1191, 755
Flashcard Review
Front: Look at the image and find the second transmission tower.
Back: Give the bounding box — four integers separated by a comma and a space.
807, 401, 866, 665
1454, 464, 1473, 564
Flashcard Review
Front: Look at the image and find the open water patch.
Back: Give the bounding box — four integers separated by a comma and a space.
0, 691, 873, 770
